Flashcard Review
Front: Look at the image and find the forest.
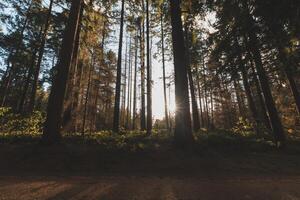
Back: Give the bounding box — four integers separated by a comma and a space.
0, 0, 300, 199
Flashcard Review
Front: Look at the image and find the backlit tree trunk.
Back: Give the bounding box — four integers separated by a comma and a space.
169, 0, 193, 145
160, 9, 170, 130
146, 0, 152, 135
113, 0, 125, 133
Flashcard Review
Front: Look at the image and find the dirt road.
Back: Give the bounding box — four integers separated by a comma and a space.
1, 176, 300, 200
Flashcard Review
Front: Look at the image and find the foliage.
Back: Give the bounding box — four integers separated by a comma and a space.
0, 107, 44, 135
231, 117, 254, 137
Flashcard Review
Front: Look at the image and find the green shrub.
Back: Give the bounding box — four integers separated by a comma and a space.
0, 107, 44, 135
232, 117, 254, 136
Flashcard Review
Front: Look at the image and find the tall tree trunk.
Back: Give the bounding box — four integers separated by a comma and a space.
241, 2, 286, 146
195, 64, 204, 127
28, 0, 54, 112
249, 60, 272, 131
121, 39, 128, 128
92, 20, 107, 131
202, 60, 210, 129
265, 19, 300, 116
73, 59, 83, 132
139, 16, 146, 131
132, 30, 138, 130
210, 90, 214, 129
62, 4, 84, 132
126, 38, 132, 129
113, 0, 125, 133
160, 9, 170, 130
285, 68, 300, 116
128, 40, 133, 130
169, 0, 193, 145
184, 24, 200, 132
146, 0, 152, 135
42, 0, 83, 143
233, 78, 247, 119
82, 57, 93, 136
246, 31, 286, 146
17, 48, 38, 113
240, 64, 260, 134
277, 49, 300, 116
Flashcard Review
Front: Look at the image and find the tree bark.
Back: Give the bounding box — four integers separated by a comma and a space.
195, 64, 204, 127
132, 30, 138, 130
138, 16, 146, 131
146, 0, 152, 135
249, 60, 272, 131
17, 48, 38, 113
160, 9, 170, 130
240, 64, 260, 134
184, 24, 200, 132
28, 0, 54, 112
126, 38, 132, 129
82, 56, 93, 136
246, 31, 286, 146
169, 0, 193, 145
113, 0, 125, 133
42, 0, 83, 144
121, 39, 128, 128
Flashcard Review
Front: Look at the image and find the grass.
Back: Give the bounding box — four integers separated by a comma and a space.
1, 130, 300, 178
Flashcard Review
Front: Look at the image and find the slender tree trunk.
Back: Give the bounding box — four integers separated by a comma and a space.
160, 10, 170, 130
121, 39, 128, 127
146, 0, 152, 135
233, 78, 246, 119
277, 49, 300, 116
184, 24, 200, 132
17, 48, 38, 113
132, 31, 138, 130
42, 0, 83, 143
92, 21, 106, 131
82, 57, 93, 136
126, 38, 132, 129
240, 65, 260, 134
210, 90, 214, 129
249, 60, 272, 131
73, 59, 83, 132
246, 31, 286, 146
28, 0, 54, 112
168, 82, 173, 130
241, 2, 286, 146
113, 0, 125, 133
169, 0, 193, 145
195, 64, 204, 127
139, 16, 146, 131
202, 60, 210, 128
285, 68, 300, 116
266, 19, 300, 116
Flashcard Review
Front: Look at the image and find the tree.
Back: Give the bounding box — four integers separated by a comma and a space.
43, 0, 83, 143
169, 0, 193, 145
160, 4, 170, 130
146, 0, 152, 135
113, 0, 125, 133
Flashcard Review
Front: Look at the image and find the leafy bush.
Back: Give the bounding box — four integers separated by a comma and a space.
0, 107, 44, 135
231, 117, 254, 136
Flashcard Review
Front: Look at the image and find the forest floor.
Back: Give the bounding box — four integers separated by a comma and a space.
1, 130, 300, 200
